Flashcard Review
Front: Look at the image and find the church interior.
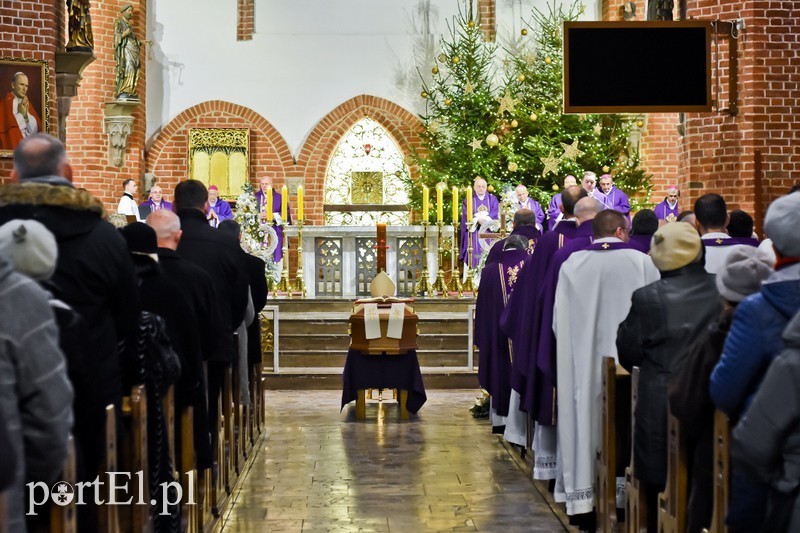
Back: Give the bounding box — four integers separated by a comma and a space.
1, 0, 799, 531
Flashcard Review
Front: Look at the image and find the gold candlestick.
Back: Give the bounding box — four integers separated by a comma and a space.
292, 220, 306, 298
447, 223, 463, 296
276, 221, 291, 296
413, 221, 433, 298
432, 221, 448, 296
461, 227, 476, 294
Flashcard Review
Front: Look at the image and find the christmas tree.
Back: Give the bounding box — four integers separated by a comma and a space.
411, 7, 502, 223
499, 1, 651, 209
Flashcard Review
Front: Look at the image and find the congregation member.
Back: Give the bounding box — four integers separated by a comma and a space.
554, 209, 659, 527
255, 175, 291, 263
678, 210, 697, 225
0, 133, 139, 497
617, 222, 720, 533
727, 209, 759, 244
475, 234, 531, 437
669, 246, 773, 531
117, 177, 141, 220
485, 208, 538, 264
460, 177, 499, 269
695, 193, 755, 273
500, 186, 587, 483
146, 209, 218, 470
711, 192, 800, 531
732, 308, 800, 533
547, 174, 577, 230
654, 185, 681, 223
173, 179, 249, 455
597, 174, 631, 222
515, 184, 545, 231
207, 184, 233, 227
629, 208, 659, 253
0, 233, 73, 532
140, 183, 172, 213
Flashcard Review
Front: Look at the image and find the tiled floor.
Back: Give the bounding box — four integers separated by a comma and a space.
221, 390, 567, 532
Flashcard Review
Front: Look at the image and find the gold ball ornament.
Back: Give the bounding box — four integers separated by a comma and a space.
602, 165, 610, 173
485, 133, 500, 147
421, 91, 428, 99
452, 56, 460, 64
432, 66, 439, 75
508, 162, 519, 172
517, 74, 526, 83
468, 20, 475, 28
552, 184, 560, 191
510, 119, 519, 128
444, 98, 452, 106
545, 56, 552, 64
487, 185, 495, 192
437, 53, 447, 63
521, 28, 528, 36
636, 120, 644, 127
530, 113, 538, 121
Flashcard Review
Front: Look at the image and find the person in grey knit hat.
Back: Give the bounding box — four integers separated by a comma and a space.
0, 219, 58, 281
716, 246, 774, 303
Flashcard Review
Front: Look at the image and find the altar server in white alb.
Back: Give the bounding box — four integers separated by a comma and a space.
117, 178, 141, 221
553, 209, 659, 520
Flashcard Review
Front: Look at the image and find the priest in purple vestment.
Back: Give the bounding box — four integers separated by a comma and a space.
207, 185, 233, 228
475, 234, 531, 419
630, 209, 658, 254
254, 176, 292, 262
485, 208, 539, 265
460, 178, 500, 269
140, 184, 173, 212
654, 186, 680, 223
547, 175, 577, 231
598, 174, 631, 222
515, 184, 545, 231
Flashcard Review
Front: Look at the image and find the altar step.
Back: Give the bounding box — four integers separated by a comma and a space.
263, 298, 479, 390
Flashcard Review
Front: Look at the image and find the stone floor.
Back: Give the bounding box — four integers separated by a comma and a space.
221, 390, 567, 532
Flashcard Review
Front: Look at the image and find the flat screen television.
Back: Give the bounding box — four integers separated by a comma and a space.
563, 21, 712, 113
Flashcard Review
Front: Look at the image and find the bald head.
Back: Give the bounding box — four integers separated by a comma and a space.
474, 178, 487, 196
560, 185, 589, 218
574, 197, 604, 224
11, 133, 72, 181
146, 209, 182, 250
592, 209, 629, 240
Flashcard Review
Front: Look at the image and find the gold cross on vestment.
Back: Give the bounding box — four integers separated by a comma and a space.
716, 238, 723, 244
602, 243, 610, 249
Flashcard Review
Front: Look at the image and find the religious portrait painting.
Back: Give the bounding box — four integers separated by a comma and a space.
0, 57, 49, 156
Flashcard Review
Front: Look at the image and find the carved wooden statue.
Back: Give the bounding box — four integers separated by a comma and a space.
114, 3, 141, 100
66, 0, 94, 51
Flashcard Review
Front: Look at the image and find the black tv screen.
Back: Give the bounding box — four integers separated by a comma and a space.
563, 21, 712, 113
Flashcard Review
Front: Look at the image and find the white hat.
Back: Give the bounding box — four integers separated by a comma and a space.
0, 219, 58, 280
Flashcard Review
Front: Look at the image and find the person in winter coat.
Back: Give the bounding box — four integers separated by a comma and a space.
711, 191, 800, 530
617, 222, 721, 532
732, 310, 800, 533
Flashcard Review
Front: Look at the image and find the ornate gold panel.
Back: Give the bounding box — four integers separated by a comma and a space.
351, 171, 383, 204
188, 128, 250, 198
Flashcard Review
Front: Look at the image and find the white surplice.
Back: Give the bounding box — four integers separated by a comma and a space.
553, 238, 660, 516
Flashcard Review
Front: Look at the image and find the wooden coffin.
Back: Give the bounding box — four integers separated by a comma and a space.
349, 299, 418, 354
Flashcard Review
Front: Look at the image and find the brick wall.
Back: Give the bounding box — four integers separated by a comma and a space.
146, 95, 423, 227
65, 0, 148, 208
237, 0, 255, 41
0, 0, 60, 183
478, 0, 496, 42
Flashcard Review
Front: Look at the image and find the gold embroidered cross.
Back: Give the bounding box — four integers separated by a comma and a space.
715, 238, 723, 244
602, 243, 610, 249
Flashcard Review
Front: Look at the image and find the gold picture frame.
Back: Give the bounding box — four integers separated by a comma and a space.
188, 128, 250, 199
0, 57, 50, 157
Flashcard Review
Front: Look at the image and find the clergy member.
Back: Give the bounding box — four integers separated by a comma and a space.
460, 177, 499, 269
629, 209, 659, 254
695, 193, 755, 274
207, 185, 233, 227
554, 209, 659, 522
654, 186, 680, 223
485, 208, 539, 265
547, 175, 577, 230
117, 178, 141, 221
475, 234, 531, 436
254, 176, 292, 262
515, 184, 545, 231
581, 171, 603, 203
140, 184, 172, 213
597, 174, 631, 222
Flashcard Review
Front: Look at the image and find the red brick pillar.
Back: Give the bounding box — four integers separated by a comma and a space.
237, 0, 255, 42
478, 0, 496, 42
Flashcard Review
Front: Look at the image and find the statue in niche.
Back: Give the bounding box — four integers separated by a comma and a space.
114, 3, 141, 100
648, 0, 674, 21
66, 0, 94, 51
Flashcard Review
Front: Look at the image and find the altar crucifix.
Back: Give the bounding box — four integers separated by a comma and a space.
375, 222, 388, 273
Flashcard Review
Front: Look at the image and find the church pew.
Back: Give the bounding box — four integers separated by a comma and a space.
626, 367, 647, 533
702, 410, 730, 533
0, 491, 6, 533
597, 357, 630, 533
211, 392, 228, 517
98, 405, 120, 533
120, 385, 151, 533
178, 406, 199, 533
162, 386, 176, 481
222, 366, 237, 491
658, 410, 689, 533
231, 362, 245, 473
49, 435, 77, 533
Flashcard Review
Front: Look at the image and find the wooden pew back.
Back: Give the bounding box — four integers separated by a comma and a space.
626, 367, 647, 533
658, 410, 689, 533
703, 410, 730, 533
597, 357, 628, 532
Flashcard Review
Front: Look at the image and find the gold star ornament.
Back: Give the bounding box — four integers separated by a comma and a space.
496, 90, 519, 115
560, 140, 585, 161
540, 152, 560, 176
468, 138, 483, 151
464, 81, 475, 94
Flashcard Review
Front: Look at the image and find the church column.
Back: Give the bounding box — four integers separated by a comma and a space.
477, 0, 496, 43
238, 0, 255, 41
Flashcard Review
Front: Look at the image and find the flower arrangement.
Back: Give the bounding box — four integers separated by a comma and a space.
234, 182, 281, 286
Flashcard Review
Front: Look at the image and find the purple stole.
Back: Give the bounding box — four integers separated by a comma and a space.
520, 198, 545, 228
485, 225, 540, 265
547, 193, 563, 231
141, 199, 173, 212
703, 236, 758, 247
254, 189, 291, 262
475, 248, 530, 416
629, 234, 653, 254
654, 200, 680, 222
460, 193, 500, 268
598, 186, 631, 221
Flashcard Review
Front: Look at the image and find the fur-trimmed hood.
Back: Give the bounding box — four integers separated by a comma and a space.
0, 182, 107, 240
